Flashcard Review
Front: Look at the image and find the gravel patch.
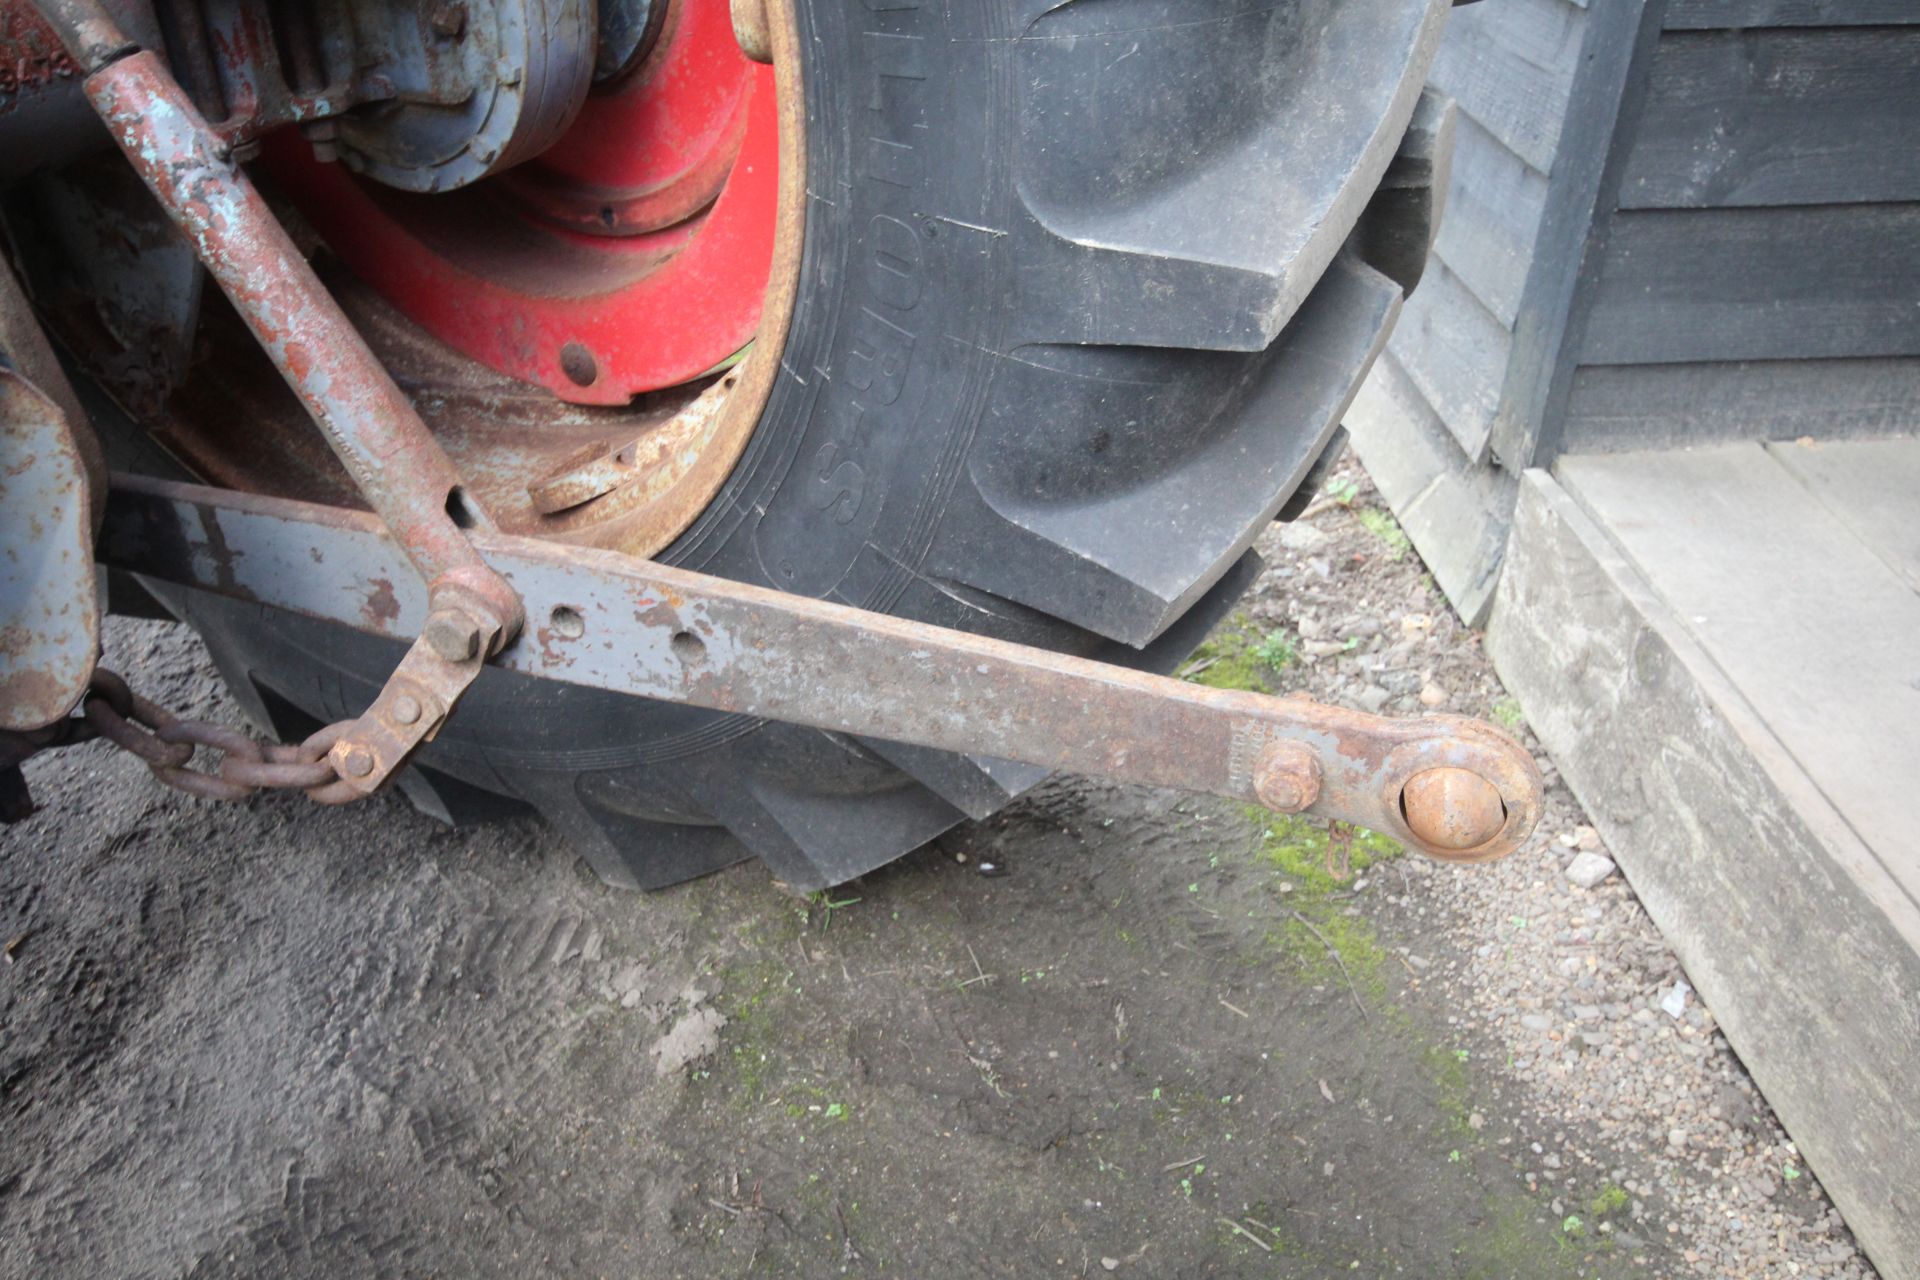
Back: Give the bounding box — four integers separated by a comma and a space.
1241, 450, 1877, 1279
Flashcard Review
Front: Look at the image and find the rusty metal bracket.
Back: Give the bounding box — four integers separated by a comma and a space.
101, 476, 1545, 863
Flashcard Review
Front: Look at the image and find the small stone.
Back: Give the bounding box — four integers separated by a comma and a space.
1418, 682, 1447, 708
1564, 851, 1618, 890
1520, 1014, 1552, 1032
1279, 523, 1329, 552
1668, 1128, 1688, 1151
1575, 824, 1602, 851
1468, 1112, 1485, 1131
1101, 1259, 1120, 1272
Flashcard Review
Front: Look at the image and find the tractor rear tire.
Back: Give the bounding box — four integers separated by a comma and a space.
171, 0, 1451, 891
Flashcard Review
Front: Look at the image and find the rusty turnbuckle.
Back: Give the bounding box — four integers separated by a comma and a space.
101, 479, 1545, 864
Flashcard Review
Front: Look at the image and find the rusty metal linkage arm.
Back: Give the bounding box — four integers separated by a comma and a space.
102, 476, 1544, 863
34, 0, 525, 791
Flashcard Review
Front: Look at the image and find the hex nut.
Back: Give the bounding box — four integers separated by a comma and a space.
423, 608, 482, 662
1252, 741, 1322, 814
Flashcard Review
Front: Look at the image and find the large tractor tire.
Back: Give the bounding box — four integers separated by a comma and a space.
41, 0, 1453, 891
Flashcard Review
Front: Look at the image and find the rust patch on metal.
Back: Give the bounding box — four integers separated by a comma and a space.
363, 577, 401, 628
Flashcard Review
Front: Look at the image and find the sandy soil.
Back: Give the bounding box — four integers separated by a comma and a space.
0, 454, 1874, 1278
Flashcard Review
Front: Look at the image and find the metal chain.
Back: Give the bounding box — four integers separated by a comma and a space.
78, 668, 365, 805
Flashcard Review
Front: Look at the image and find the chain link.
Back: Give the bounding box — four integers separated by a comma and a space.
77, 668, 364, 804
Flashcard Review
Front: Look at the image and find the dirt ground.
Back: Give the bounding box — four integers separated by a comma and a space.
0, 455, 1875, 1278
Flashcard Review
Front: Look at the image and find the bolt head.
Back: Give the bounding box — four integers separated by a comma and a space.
1252, 741, 1322, 814
423, 609, 482, 662
340, 744, 376, 778
430, 1, 468, 36
391, 694, 423, 726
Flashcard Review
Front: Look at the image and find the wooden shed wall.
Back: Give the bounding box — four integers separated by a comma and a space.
1347, 0, 1597, 622
1556, 8, 1920, 453
1380, 0, 1584, 466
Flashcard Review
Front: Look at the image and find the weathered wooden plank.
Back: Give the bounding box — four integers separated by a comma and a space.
1559, 444, 1920, 886
1766, 436, 1920, 595
1488, 469, 1920, 1280
1388, 258, 1508, 462
1666, 0, 1920, 29
1431, 112, 1549, 328
1561, 357, 1920, 452
1428, 0, 1586, 173
1619, 28, 1920, 209
1579, 204, 1920, 364
1343, 352, 1514, 625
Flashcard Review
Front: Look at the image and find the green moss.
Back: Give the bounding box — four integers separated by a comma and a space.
1425, 1043, 1476, 1140
1247, 811, 1402, 1001
1184, 614, 1296, 693
710, 957, 799, 1110
1491, 696, 1526, 732
1589, 1183, 1630, 1218
1458, 1195, 1591, 1279
1356, 507, 1412, 559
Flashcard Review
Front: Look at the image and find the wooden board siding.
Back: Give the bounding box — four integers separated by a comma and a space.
1345, 352, 1515, 625
1561, 357, 1920, 452
1369, 0, 1587, 465
1427, 0, 1586, 174
1556, 9, 1920, 449
1665, 0, 1919, 29
1391, 258, 1508, 461
1619, 27, 1920, 209
1577, 204, 1920, 365
1430, 112, 1548, 329
1349, 0, 1601, 621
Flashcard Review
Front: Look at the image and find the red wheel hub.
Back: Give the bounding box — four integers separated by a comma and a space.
264, 0, 778, 406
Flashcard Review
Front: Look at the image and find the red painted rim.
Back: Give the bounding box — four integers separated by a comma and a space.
263, 0, 778, 406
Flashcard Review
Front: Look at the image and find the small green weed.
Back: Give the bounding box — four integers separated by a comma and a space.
1356, 507, 1412, 559
808, 892, 861, 931
1588, 1184, 1630, 1218
1253, 632, 1296, 672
